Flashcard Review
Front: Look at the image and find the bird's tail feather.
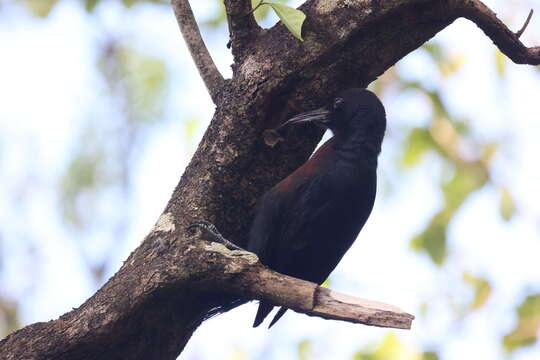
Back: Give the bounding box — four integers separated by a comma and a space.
253, 301, 289, 328
253, 301, 274, 327
268, 307, 287, 328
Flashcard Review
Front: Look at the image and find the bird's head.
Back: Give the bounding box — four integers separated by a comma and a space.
284, 88, 386, 144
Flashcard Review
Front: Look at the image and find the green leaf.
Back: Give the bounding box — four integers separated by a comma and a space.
503, 294, 540, 352
267, 2, 306, 41
251, 0, 271, 21
499, 187, 516, 221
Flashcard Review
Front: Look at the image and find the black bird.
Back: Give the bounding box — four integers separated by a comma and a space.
247, 88, 387, 328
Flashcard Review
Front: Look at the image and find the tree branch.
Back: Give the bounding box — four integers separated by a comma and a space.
458, 0, 540, 65
172, 0, 225, 103
0, 229, 412, 360
228, 246, 414, 329
223, 0, 261, 67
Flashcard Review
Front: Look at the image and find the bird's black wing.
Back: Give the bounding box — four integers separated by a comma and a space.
247, 176, 320, 328
247, 189, 287, 266
248, 175, 332, 267
273, 174, 343, 279
277, 166, 376, 283
247, 186, 294, 328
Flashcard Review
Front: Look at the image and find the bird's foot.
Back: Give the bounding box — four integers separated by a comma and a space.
187, 220, 243, 251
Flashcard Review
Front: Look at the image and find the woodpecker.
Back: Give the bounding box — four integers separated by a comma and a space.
247, 88, 387, 328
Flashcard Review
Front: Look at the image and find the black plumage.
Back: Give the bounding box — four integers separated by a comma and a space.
247, 88, 387, 328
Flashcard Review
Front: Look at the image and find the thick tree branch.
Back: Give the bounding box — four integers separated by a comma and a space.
224, 0, 261, 68
228, 247, 414, 329
172, 0, 225, 103
458, 0, 540, 64
0, 228, 412, 360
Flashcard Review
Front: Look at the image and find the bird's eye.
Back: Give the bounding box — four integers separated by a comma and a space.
333, 97, 344, 110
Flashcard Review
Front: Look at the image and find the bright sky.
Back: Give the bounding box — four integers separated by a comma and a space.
0, 0, 539, 359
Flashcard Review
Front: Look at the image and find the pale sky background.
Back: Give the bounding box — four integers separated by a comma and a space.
0, 0, 539, 359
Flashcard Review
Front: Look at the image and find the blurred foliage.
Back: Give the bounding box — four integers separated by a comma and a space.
60, 144, 107, 226
504, 294, 540, 352
395, 44, 503, 266
463, 272, 492, 310
20, 0, 170, 17
0, 297, 19, 338
84, 0, 99, 12
22, 0, 56, 17
422, 43, 465, 78
411, 162, 488, 265
98, 42, 167, 124
352, 333, 434, 360
401, 128, 436, 167
183, 117, 201, 154
495, 49, 507, 78
297, 339, 312, 360
374, 36, 536, 357
59, 41, 167, 229
499, 187, 517, 221
230, 346, 248, 360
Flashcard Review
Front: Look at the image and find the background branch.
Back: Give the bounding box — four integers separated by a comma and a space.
459, 0, 540, 64
516, 9, 534, 38
172, 0, 225, 103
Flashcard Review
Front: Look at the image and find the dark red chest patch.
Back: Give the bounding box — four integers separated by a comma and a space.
275, 137, 338, 193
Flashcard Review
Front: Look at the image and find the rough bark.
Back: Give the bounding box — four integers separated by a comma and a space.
1, 0, 538, 359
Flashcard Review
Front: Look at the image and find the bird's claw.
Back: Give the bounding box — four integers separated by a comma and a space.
187, 220, 243, 251
187, 220, 219, 235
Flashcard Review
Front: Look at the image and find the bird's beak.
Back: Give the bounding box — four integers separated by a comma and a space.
282, 107, 330, 128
